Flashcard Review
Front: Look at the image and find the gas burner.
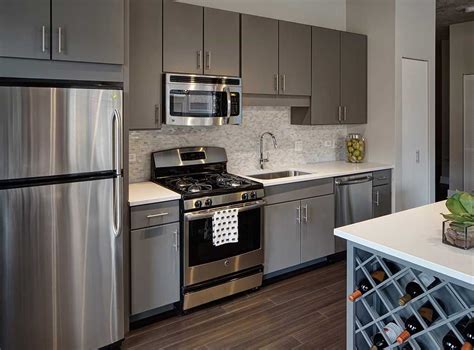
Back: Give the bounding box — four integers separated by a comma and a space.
187, 183, 213, 193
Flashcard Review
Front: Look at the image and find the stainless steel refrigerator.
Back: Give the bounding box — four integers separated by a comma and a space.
0, 82, 124, 349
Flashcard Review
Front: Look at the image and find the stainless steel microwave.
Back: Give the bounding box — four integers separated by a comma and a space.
165, 73, 242, 126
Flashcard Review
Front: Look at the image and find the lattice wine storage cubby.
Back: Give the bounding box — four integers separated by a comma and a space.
347, 244, 474, 349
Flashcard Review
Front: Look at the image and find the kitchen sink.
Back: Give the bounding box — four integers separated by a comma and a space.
248, 170, 310, 180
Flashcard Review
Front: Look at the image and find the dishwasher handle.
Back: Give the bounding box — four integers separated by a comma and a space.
335, 175, 373, 186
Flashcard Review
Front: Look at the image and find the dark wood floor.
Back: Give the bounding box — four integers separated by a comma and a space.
122, 261, 347, 350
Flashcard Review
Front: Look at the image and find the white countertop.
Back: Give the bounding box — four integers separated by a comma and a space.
240, 161, 393, 186
129, 182, 181, 207
334, 201, 474, 285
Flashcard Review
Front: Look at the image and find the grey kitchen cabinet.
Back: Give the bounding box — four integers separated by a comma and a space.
131, 222, 180, 315
129, 0, 163, 130
264, 200, 301, 274
0, 0, 51, 60
203, 8, 240, 77
278, 21, 311, 96
373, 170, 392, 218
300, 194, 335, 263
311, 27, 341, 125
340, 32, 367, 124
163, 0, 203, 74
51, 0, 124, 64
241, 15, 279, 94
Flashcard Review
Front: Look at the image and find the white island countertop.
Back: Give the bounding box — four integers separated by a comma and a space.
129, 181, 181, 206
240, 161, 393, 187
335, 201, 474, 285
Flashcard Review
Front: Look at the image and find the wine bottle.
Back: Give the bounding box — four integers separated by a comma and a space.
396, 300, 443, 344
444, 317, 470, 350
399, 272, 440, 306
370, 322, 403, 350
348, 269, 388, 302
462, 318, 474, 350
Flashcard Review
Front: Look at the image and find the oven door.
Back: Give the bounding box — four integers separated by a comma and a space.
183, 200, 264, 286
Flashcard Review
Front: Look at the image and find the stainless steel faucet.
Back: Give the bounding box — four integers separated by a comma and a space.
259, 132, 278, 169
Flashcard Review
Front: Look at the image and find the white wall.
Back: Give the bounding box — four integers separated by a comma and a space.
177, 0, 346, 30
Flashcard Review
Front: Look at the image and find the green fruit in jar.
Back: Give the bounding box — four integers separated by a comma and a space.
353, 150, 360, 157
357, 156, 362, 160
348, 146, 354, 153
353, 143, 359, 150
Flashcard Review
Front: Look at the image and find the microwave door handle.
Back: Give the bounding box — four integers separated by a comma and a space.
224, 86, 231, 119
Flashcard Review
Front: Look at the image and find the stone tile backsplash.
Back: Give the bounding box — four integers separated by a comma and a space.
129, 106, 347, 183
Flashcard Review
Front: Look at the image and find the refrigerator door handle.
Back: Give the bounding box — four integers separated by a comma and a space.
113, 109, 122, 175
113, 176, 122, 237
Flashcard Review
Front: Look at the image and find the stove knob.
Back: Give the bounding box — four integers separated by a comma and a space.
241, 193, 249, 200
194, 200, 202, 208
205, 198, 213, 207
250, 191, 257, 199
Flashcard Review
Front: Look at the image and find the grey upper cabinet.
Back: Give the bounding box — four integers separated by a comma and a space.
51, 0, 124, 64
0, 0, 51, 60
129, 0, 163, 130
264, 200, 301, 274
300, 194, 335, 263
341, 32, 367, 124
131, 222, 180, 315
203, 8, 240, 77
163, 0, 203, 74
241, 15, 279, 94
278, 21, 311, 96
311, 27, 341, 125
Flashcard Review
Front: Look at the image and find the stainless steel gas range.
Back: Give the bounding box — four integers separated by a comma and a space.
151, 147, 264, 310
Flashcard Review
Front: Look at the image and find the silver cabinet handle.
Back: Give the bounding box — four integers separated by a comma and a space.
154, 104, 161, 129
205, 51, 211, 70
58, 27, 63, 53
112, 177, 122, 237
302, 204, 308, 223
173, 230, 179, 251
338, 106, 342, 123
197, 50, 202, 69
281, 74, 286, 92
376, 176, 388, 181
296, 206, 301, 223
343, 106, 347, 121
41, 25, 46, 53
112, 109, 122, 175
375, 191, 380, 206
274, 74, 279, 92
416, 150, 420, 163
146, 212, 169, 219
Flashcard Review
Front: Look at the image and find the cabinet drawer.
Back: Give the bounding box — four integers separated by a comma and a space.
373, 170, 392, 187
131, 201, 179, 229
264, 178, 333, 205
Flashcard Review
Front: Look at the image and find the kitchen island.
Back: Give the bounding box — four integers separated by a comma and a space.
335, 201, 474, 349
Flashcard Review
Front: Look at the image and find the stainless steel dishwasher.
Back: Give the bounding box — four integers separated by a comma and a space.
334, 173, 374, 252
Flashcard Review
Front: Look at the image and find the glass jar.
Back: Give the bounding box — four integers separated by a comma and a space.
346, 134, 366, 163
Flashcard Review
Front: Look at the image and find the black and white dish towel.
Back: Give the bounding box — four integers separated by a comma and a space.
212, 208, 238, 246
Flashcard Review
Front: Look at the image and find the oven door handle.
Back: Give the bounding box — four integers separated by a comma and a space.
184, 200, 265, 221
224, 86, 231, 119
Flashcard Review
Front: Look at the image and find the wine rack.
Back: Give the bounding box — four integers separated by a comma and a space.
347, 242, 474, 349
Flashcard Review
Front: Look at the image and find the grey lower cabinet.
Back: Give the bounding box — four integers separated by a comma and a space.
163, 1, 240, 76
264, 193, 335, 275
303, 27, 367, 125
373, 169, 392, 218
131, 221, 180, 316
129, 0, 163, 130
241, 15, 311, 96
0, 0, 51, 60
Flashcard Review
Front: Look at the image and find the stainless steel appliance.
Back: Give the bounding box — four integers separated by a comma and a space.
151, 147, 264, 310
165, 74, 242, 126
334, 173, 373, 252
0, 81, 124, 349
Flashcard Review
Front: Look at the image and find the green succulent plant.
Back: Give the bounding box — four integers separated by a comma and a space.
442, 191, 474, 226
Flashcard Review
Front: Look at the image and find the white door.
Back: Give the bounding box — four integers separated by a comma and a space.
465, 75, 474, 194
401, 58, 430, 210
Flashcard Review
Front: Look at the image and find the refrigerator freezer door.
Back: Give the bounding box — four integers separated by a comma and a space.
0, 177, 123, 349
0, 86, 123, 181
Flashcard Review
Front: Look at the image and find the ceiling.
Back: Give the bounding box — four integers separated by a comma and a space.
437, 0, 474, 28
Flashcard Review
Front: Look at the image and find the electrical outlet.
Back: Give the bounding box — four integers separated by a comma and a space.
129, 153, 136, 162
295, 141, 303, 152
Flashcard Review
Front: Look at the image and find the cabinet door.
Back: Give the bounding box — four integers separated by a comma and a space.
279, 21, 311, 96
163, 0, 203, 74
311, 27, 341, 125
131, 222, 180, 315
373, 184, 392, 218
341, 32, 367, 124
301, 194, 335, 263
129, 0, 162, 130
51, 0, 124, 64
241, 15, 278, 94
203, 8, 240, 77
0, 0, 50, 60
264, 200, 301, 274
